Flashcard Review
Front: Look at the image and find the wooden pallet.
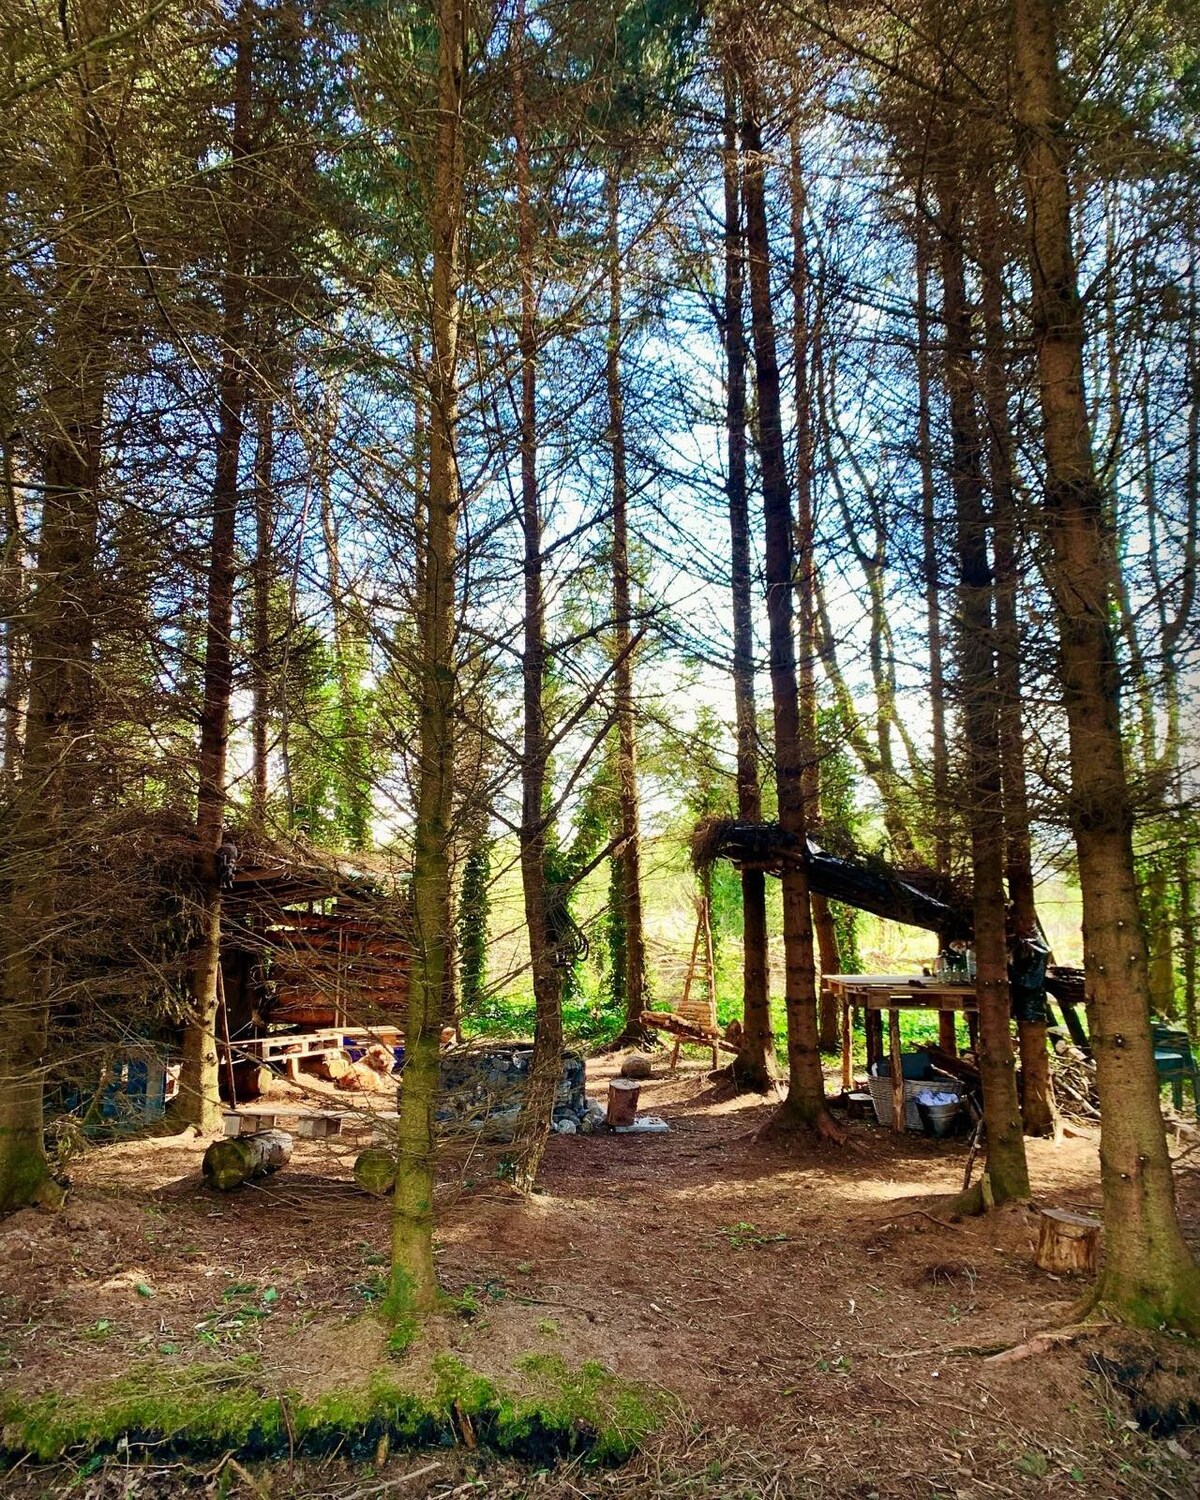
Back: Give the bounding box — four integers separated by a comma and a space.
227, 1026, 402, 1065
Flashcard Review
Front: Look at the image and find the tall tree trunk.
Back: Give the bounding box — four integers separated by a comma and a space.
1, 435, 24, 787
251, 398, 273, 829
915, 216, 950, 881
388, 0, 466, 1321
739, 88, 837, 1139
936, 161, 1029, 1203
176, 7, 253, 1135
976, 172, 1057, 1136
510, 0, 563, 1186
721, 62, 773, 1090
318, 394, 370, 850
0, 14, 108, 1207
789, 123, 841, 1050
606, 164, 650, 1050
1012, 0, 1200, 1328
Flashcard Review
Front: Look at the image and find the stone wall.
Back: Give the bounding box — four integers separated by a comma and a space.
436, 1044, 594, 1140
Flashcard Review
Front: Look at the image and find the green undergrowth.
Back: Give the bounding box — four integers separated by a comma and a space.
0, 1353, 661, 1469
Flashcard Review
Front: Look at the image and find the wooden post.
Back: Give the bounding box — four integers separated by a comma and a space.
938, 1009, 958, 1056
889, 1008, 905, 1132
217, 965, 237, 1107
679, 911, 702, 1012
865, 1002, 884, 1074
701, 898, 718, 1067
840, 997, 853, 1090
966, 1012, 980, 1052
1034, 1208, 1101, 1276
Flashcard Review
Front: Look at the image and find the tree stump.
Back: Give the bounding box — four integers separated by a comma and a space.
606, 1079, 640, 1127
1034, 1207, 1101, 1275
354, 1147, 397, 1196
203, 1129, 292, 1191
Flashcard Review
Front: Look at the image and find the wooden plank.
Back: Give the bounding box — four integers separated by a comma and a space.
865, 990, 978, 1011
889, 1009, 905, 1133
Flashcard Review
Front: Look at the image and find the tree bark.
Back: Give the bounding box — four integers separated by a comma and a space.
976, 171, 1057, 1137
0, 12, 108, 1211
177, 6, 253, 1136
738, 89, 837, 1139
606, 165, 650, 1050
721, 62, 773, 1090
788, 125, 842, 1051
1012, 0, 1200, 1329
511, 0, 563, 1187
389, 0, 466, 1321
251, 398, 273, 829
914, 215, 950, 880
1, 436, 25, 788
937, 156, 1029, 1203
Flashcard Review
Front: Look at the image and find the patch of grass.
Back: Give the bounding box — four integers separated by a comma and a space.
0, 1354, 662, 1469
721, 1221, 788, 1250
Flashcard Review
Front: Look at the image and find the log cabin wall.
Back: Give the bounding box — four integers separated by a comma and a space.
220, 857, 411, 1035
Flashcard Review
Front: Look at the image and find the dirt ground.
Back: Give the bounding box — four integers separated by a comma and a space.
2, 1052, 1199, 1499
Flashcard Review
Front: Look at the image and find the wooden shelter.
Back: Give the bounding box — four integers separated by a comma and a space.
219, 839, 411, 1045
691, 818, 972, 939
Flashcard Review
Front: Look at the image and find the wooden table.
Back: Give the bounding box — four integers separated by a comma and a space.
824, 974, 979, 1130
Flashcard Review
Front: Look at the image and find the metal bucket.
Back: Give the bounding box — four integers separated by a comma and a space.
917, 1097, 961, 1138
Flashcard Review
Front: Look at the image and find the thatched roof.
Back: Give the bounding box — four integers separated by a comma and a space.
691, 817, 972, 939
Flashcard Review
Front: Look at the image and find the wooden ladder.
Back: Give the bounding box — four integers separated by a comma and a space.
670, 897, 719, 1071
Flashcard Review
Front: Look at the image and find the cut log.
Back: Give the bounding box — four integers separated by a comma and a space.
361, 1043, 397, 1075
606, 1079, 641, 1128
203, 1129, 292, 1191
1034, 1207, 1101, 1276
312, 1049, 355, 1082
354, 1147, 397, 1196
337, 1061, 392, 1093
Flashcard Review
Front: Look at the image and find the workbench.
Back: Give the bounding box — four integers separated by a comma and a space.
823, 973, 978, 1130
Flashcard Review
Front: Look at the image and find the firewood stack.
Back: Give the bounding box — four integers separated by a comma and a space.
1049, 1037, 1100, 1121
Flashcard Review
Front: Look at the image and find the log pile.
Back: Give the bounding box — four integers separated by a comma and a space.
1050, 1039, 1099, 1121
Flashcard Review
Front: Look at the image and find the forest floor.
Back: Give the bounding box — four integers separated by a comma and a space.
2, 1052, 1199, 1499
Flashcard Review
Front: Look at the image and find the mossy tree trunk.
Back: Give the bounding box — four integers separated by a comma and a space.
1012, 0, 1200, 1329
739, 82, 837, 1140
388, 0, 467, 1321
177, 5, 254, 1137
936, 156, 1029, 1203
720, 61, 773, 1090
0, 10, 109, 1212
